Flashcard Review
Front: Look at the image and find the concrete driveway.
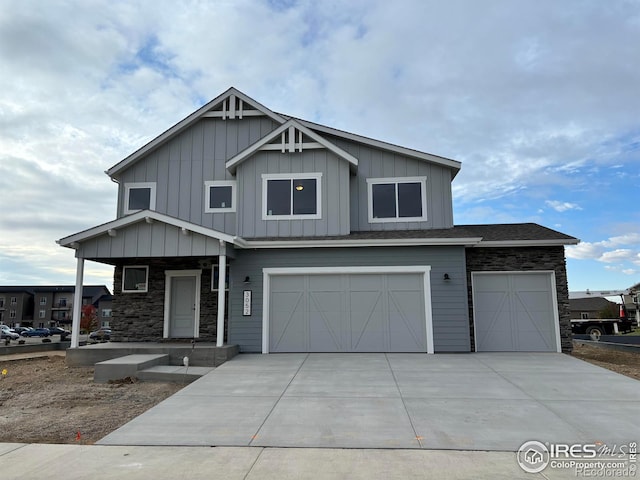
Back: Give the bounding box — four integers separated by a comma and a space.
98, 353, 640, 451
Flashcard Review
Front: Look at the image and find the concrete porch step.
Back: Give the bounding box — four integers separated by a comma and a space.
94, 354, 170, 383
137, 365, 215, 383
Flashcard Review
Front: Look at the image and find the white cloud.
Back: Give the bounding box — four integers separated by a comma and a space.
545, 200, 582, 212
1, 0, 640, 287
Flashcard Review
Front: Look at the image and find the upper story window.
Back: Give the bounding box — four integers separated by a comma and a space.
205, 181, 236, 213
10, 297, 17, 305
0, 297, 4, 308
102, 309, 112, 318
40, 297, 47, 305
367, 177, 427, 223
122, 265, 149, 293
124, 182, 156, 214
262, 173, 322, 220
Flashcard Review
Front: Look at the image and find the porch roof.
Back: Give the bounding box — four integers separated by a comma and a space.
57, 211, 235, 260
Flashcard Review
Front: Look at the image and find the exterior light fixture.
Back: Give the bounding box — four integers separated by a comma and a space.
243, 276, 251, 284
443, 273, 451, 281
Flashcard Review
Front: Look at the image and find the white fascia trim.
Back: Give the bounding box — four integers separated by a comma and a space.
58, 210, 236, 247
235, 237, 482, 249
262, 265, 434, 354
226, 119, 358, 174
107, 88, 286, 178
294, 118, 461, 175
475, 239, 580, 247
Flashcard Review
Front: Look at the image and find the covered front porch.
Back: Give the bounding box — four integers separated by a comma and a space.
57, 211, 237, 350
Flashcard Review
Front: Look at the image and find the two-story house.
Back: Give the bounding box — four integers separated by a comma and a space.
58, 88, 578, 354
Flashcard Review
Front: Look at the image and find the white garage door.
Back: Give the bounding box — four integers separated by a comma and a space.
265, 268, 431, 353
472, 272, 560, 352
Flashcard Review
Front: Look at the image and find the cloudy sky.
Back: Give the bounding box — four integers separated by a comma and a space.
1, 0, 639, 293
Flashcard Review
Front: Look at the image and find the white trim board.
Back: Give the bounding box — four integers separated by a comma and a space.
261, 265, 434, 355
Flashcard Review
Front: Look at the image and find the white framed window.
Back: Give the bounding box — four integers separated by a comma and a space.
102, 309, 112, 318
0, 297, 4, 308
205, 180, 237, 213
211, 265, 230, 291
122, 265, 149, 293
9, 310, 16, 319
10, 297, 17, 305
124, 182, 156, 214
39, 310, 46, 319
262, 173, 322, 220
59, 298, 67, 307
367, 176, 428, 223
581, 312, 589, 319
40, 297, 47, 305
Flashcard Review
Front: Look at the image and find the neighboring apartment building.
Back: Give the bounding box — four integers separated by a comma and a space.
0, 285, 111, 328
59, 87, 579, 353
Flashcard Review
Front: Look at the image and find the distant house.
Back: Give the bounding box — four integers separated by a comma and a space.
0, 285, 111, 328
569, 297, 617, 320
59, 87, 578, 353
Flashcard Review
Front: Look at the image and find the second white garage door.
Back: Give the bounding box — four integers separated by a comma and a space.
472, 272, 561, 352
265, 268, 432, 353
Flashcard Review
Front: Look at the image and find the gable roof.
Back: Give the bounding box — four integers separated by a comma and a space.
291, 117, 462, 178
57, 210, 235, 247
569, 297, 616, 311
225, 119, 359, 174
106, 87, 286, 179
107, 87, 462, 180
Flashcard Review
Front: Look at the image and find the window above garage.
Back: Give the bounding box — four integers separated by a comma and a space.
367, 177, 427, 223
262, 173, 322, 220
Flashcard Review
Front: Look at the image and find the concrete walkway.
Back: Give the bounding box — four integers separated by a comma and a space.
0, 443, 580, 479
98, 353, 640, 451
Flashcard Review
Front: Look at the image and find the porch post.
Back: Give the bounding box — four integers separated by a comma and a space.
216, 241, 226, 347
70, 256, 85, 348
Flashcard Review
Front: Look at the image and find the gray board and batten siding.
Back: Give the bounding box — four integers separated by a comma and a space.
325, 133, 455, 232
75, 221, 226, 261
116, 117, 280, 234
227, 246, 470, 353
235, 149, 351, 238
114, 115, 456, 239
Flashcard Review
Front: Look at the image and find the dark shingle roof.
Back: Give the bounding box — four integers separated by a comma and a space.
248, 223, 578, 244
570, 297, 616, 311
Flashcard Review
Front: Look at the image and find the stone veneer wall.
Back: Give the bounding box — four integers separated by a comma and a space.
110, 257, 225, 342
465, 246, 572, 353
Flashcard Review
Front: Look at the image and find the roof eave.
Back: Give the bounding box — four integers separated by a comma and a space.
106, 88, 286, 179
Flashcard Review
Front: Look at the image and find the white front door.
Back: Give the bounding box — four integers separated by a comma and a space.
164, 270, 201, 338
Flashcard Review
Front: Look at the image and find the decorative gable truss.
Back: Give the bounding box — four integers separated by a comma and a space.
202, 93, 267, 120
225, 119, 359, 174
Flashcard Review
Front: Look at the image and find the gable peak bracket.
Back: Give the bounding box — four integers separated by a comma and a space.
260, 125, 322, 154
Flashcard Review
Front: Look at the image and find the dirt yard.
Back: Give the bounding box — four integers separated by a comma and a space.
0, 354, 184, 444
570, 342, 640, 381
0, 344, 638, 445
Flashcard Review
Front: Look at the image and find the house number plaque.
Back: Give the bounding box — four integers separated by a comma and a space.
243, 290, 252, 316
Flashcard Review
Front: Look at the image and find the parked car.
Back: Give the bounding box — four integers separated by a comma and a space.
13, 326, 33, 335
89, 328, 111, 341
1, 326, 20, 340
22, 328, 51, 337
48, 327, 71, 336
